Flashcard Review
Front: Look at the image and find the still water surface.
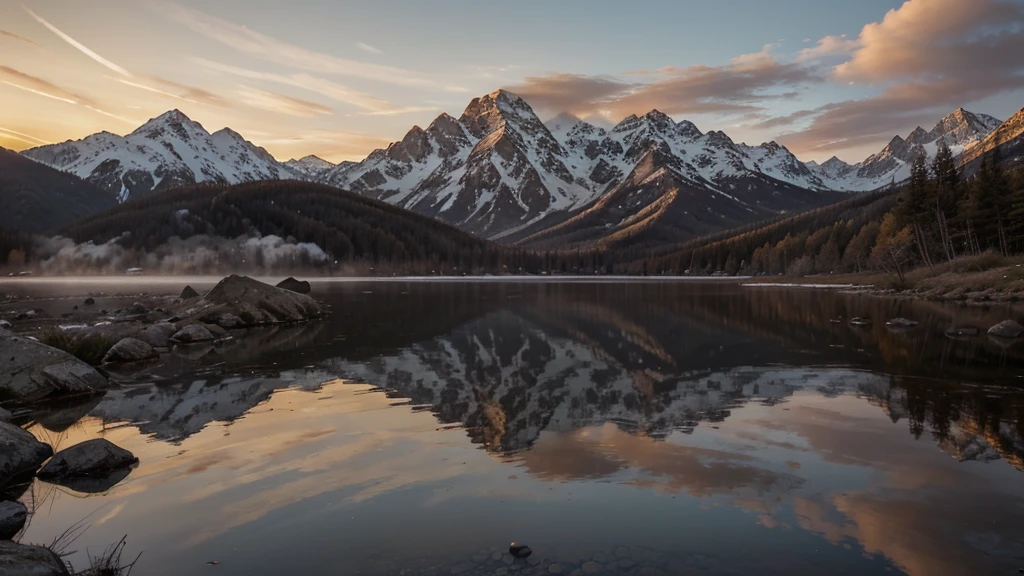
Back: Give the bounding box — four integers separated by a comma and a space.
8, 280, 1024, 576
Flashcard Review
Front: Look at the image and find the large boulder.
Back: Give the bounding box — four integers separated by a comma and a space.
0, 541, 70, 575
178, 275, 321, 327
101, 338, 157, 365
134, 322, 178, 348
170, 324, 214, 344
0, 501, 28, 540
37, 439, 138, 482
276, 277, 312, 295
0, 329, 109, 403
988, 320, 1024, 339
0, 422, 53, 486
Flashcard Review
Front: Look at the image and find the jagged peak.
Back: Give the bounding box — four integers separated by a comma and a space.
676, 119, 702, 138
612, 115, 641, 132
131, 109, 208, 138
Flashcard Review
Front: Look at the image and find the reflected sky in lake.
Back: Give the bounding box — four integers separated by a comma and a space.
7, 280, 1024, 576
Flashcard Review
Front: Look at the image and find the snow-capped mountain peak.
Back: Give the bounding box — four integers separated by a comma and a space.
22, 109, 298, 202
284, 155, 337, 180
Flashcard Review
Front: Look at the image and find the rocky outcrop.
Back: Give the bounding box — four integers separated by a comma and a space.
0, 501, 28, 540
988, 320, 1024, 339
170, 325, 214, 344
0, 329, 109, 403
178, 275, 321, 327
0, 422, 53, 486
102, 338, 158, 365
0, 541, 70, 575
180, 285, 200, 300
37, 439, 137, 481
276, 277, 311, 295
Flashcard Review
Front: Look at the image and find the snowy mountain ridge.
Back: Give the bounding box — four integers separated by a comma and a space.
21, 110, 301, 202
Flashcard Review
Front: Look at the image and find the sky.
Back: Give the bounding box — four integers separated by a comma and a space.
1, 0, 1023, 164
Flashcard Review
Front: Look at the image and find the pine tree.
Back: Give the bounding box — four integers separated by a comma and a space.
931, 140, 960, 260
898, 152, 934, 266
968, 149, 1014, 255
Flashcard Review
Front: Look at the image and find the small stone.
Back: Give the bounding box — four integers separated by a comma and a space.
886, 317, 918, 329
988, 320, 1024, 339
614, 547, 629, 559
527, 556, 540, 566
548, 564, 565, 574
581, 561, 603, 575
83, 298, 95, 306
180, 286, 200, 300
591, 552, 611, 564
451, 562, 475, 574
503, 555, 515, 566
127, 302, 149, 315
0, 501, 28, 540
170, 324, 214, 344
0, 320, 10, 330
135, 323, 178, 348
276, 277, 312, 295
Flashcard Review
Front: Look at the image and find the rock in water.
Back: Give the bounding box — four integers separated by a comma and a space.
83, 297, 95, 306
0, 501, 28, 540
0, 422, 53, 486
180, 285, 200, 300
135, 322, 178, 348
849, 317, 872, 327
0, 541, 70, 575
0, 329, 109, 403
102, 338, 158, 365
886, 318, 918, 328
38, 438, 138, 480
181, 275, 321, 326
277, 277, 312, 295
170, 324, 215, 344
509, 543, 532, 559
988, 320, 1024, 339
0, 320, 10, 329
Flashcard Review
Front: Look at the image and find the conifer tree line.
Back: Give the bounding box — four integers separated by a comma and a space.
621, 147, 1024, 278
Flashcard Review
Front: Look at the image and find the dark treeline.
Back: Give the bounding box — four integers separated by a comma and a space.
619, 146, 1024, 278
0, 227, 35, 270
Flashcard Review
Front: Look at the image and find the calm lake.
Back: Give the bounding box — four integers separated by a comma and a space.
6, 279, 1024, 576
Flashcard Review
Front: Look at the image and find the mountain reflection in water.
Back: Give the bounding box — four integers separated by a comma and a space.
14, 280, 1024, 576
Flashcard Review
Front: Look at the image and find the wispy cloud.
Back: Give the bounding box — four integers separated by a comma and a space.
0, 65, 137, 125
237, 87, 333, 117
24, 6, 132, 77
356, 42, 383, 55
0, 126, 50, 145
0, 29, 38, 47
194, 57, 412, 114
0, 65, 90, 105
797, 35, 861, 62
110, 75, 227, 107
160, 2, 460, 91
509, 46, 821, 119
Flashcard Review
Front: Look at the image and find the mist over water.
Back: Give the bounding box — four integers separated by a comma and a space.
7, 280, 1024, 576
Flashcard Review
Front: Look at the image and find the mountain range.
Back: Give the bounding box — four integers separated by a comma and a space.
13, 92, 1024, 244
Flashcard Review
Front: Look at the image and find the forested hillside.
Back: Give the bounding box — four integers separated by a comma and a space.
57, 181, 545, 274
620, 143, 1024, 278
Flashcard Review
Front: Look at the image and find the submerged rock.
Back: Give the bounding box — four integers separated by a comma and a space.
170, 324, 214, 344
849, 317, 872, 327
179, 275, 321, 327
509, 543, 532, 559
988, 320, 1024, 339
180, 285, 200, 300
102, 338, 158, 365
0, 501, 28, 540
83, 297, 95, 306
0, 541, 70, 575
37, 438, 138, 481
135, 322, 178, 348
0, 329, 109, 403
0, 422, 53, 486
277, 277, 312, 295
886, 318, 918, 329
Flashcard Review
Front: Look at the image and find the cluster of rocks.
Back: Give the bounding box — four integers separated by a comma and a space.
0, 416, 137, 574
0, 276, 322, 405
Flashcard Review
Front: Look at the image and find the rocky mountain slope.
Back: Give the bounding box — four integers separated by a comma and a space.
0, 146, 117, 233
284, 155, 344, 180
960, 106, 1024, 171
808, 108, 1002, 191
21, 110, 300, 202
323, 90, 841, 243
